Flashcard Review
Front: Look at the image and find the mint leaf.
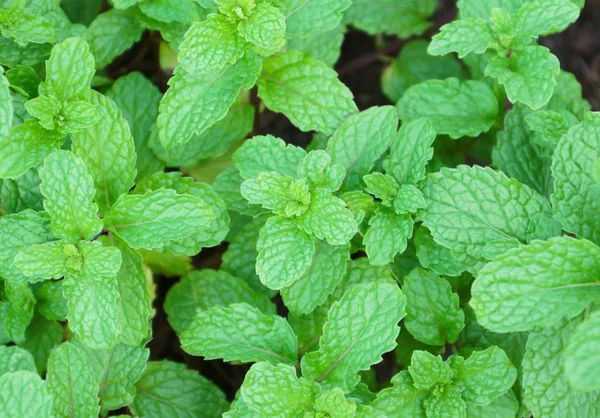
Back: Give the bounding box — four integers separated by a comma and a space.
0, 346, 36, 376
0, 66, 11, 139
364, 207, 413, 266
514, 0, 580, 44
471, 236, 600, 332
286, 24, 345, 67
457, 0, 525, 21
408, 350, 454, 390
180, 302, 298, 365
414, 227, 469, 277
46, 342, 100, 418
38, 150, 102, 242
34, 281, 67, 322
425, 386, 466, 418
14, 241, 81, 281
393, 184, 426, 215
131, 360, 229, 418
397, 78, 499, 139
258, 50, 358, 135
277, 0, 350, 38
429, 19, 495, 58
363, 172, 399, 207
17, 313, 62, 374
301, 282, 405, 391
404, 268, 464, 346
370, 371, 427, 417
0, 371, 54, 418
565, 311, 600, 391
241, 172, 311, 217
297, 150, 345, 192
466, 391, 520, 418
238, 2, 285, 56
4, 282, 35, 342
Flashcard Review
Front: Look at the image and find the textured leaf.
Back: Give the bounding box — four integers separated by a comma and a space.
414, 227, 469, 277
552, 114, 600, 244
256, 216, 316, 289
565, 311, 600, 391
297, 150, 345, 191
76, 241, 122, 278
71, 90, 137, 213
429, 19, 495, 58
408, 351, 454, 390
0, 371, 54, 418
326, 106, 398, 190
485, 46, 560, 110
33, 280, 67, 321
404, 268, 464, 346
397, 78, 499, 139
0, 167, 44, 214
138, 0, 201, 23
418, 165, 553, 269
301, 282, 405, 391
393, 184, 426, 215
314, 388, 357, 417
0, 119, 62, 180
471, 236, 600, 332
0, 346, 36, 377
363, 172, 399, 207
457, 0, 525, 21
165, 269, 275, 334
281, 241, 350, 315
158, 52, 262, 149
276, 0, 350, 38
465, 391, 520, 418
425, 386, 466, 418
240, 362, 317, 417
4, 282, 35, 343
14, 241, 81, 281
514, 0, 580, 43
16, 313, 62, 374
364, 207, 413, 266
104, 189, 215, 250
0, 66, 11, 139
131, 360, 229, 418
212, 166, 267, 216
238, 2, 285, 56
370, 371, 427, 417
258, 50, 358, 135
241, 172, 311, 217
286, 24, 345, 67
178, 14, 247, 75
46, 342, 100, 418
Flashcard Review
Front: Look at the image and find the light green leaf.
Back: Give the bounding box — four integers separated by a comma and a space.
111, 0, 143, 8
429, 19, 495, 58
34, 280, 68, 322
0, 119, 62, 180
181, 302, 298, 365
238, 2, 285, 56
86, 9, 144, 68
0, 66, 11, 139
364, 207, 413, 266
212, 166, 266, 216
71, 90, 137, 213
240, 362, 317, 417
281, 241, 350, 315
425, 386, 466, 418
277, 0, 350, 38
26, 96, 98, 134
138, 0, 201, 23
418, 165, 552, 269
566, 311, 600, 391
404, 268, 464, 346
39, 37, 95, 102
241, 172, 311, 217
301, 282, 405, 392
370, 371, 427, 417
165, 269, 275, 334
397, 78, 499, 139
514, 0, 580, 43
104, 189, 215, 250
315, 388, 357, 417
471, 236, 600, 332
414, 227, 469, 277
0, 167, 44, 215
408, 350, 454, 390
452, 346, 517, 405
256, 216, 316, 289
0, 346, 36, 376
158, 52, 262, 149
131, 360, 229, 418
466, 391, 520, 418
286, 24, 345, 67
393, 184, 426, 215
4, 282, 35, 343
0, 1, 54, 46
552, 113, 600, 245
14, 241, 81, 281
38, 150, 102, 242
297, 150, 345, 192
46, 342, 100, 418
178, 14, 247, 75
485, 45, 560, 110
77, 241, 122, 278
258, 50, 358, 135
363, 172, 399, 207
0, 371, 54, 418
326, 106, 398, 191
17, 313, 62, 374
457, 0, 525, 21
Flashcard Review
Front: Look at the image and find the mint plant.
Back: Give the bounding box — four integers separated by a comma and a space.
0, 0, 598, 417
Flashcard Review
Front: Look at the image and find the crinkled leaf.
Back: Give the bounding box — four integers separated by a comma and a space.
0, 371, 54, 418
277, 0, 350, 38
429, 19, 495, 58
233, 134, 306, 179
364, 207, 413, 266
14, 241, 81, 281
565, 311, 600, 391
238, 2, 285, 56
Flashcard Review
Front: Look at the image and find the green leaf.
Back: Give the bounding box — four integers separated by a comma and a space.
297, 150, 345, 192
158, 52, 262, 149
566, 311, 600, 391
408, 350, 454, 390
514, 0, 580, 43
385, 118, 436, 185
131, 360, 229, 418
39, 37, 95, 102
138, 0, 201, 23
277, 0, 350, 38
414, 227, 469, 277
452, 346, 517, 405
457, 0, 525, 21
17, 313, 62, 374
240, 362, 317, 417
238, 2, 285, 56
14, 241, 81, 281
393, 184, 426, 215
286, 24, 345, 67
471, 236, 600, 332
0, 66, 11, 139
281, 241, 350, 315
0, 346, 36, 376
485, 46, 560, 110
241, 172, 311, 217
326, 106, 398, 191
0, 119, 62, 180
466, 391, 520, 418
404, 268, 464, 346
181, 302, 298, 365
178, 14, 247, 75
0, 1, 54, 46
258, 50, 358, 135
104, 189, 215, 250
418, 165, 552, 269
301, 282, 405, 392
345, 0, 436, 37
397, 78, 499, 139
213, 166, 267, 216
370, 371, 427, 417
4, 281, 35, 343
256, 216, 316, 289
363, 172, 399, 207
425, 386, 466, 418
164, 269, 275, 334
552, 114, 600, 244
46, 342, 100, 418
70, 90, 137, 213
86, 9, 144, 68
364, 207, 413, 266
233, 134, 307, 179
78, 342, 149, 410
38, 150, 102, 242
0, 371, 54, 418
428, 19, 495, 58
0, 167, 44, 215
0, 210, 54, 283
523, 317, 600, 417
63, 270, 121, 349
314, 388, 357, 417
526, 109, 577, 145
77, 241, 122, 278
33, 280, 67, 321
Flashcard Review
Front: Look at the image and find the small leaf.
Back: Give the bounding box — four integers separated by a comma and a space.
364, 207, 413, 266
